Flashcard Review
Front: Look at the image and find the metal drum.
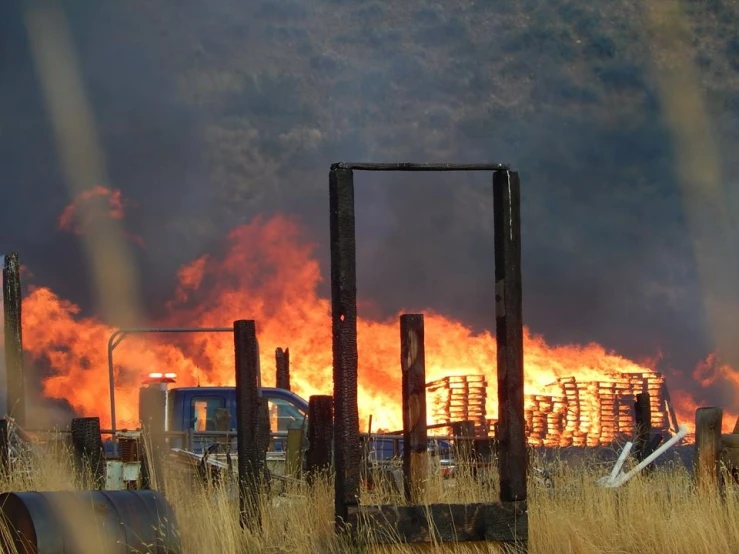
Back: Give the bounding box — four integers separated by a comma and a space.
0, 490, 181, 554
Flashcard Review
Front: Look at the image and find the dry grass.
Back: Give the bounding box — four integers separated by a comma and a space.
0, 442, 738, 554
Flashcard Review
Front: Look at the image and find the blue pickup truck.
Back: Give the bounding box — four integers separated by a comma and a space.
121, 374, 455, 475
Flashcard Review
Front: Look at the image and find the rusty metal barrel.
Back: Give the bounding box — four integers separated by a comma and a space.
0, 490, 181, 554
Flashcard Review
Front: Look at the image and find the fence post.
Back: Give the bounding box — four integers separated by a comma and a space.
234, 319, 263, 530
400, 314, 428, 503
634, 392, 652, 463
276, 347, 290, 391
3, 253, 25, 427
695, 407, 723, 493
306, 395, 334, 482
493, 169, 527, 552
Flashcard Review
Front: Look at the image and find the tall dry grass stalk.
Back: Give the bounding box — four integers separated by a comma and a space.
1, 441, 739, 553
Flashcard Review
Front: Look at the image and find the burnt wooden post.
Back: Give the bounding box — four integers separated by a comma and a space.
234, 319, 263, 530
306, 395, 334, 480
276, 347, 291, 390
400, 313, 428, 503
633, 392, 651, 463
493, 170, 527, 515
695, 407, 723, 492
70, 417, 105, 489
3, 253, 25, 427
329, 166, 361, 527
0, 419, 9, 475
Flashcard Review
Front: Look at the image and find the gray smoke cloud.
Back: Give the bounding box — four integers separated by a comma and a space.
1, 0, 739, 411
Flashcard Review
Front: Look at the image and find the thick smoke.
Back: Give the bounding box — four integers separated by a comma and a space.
1, 0, 739, 410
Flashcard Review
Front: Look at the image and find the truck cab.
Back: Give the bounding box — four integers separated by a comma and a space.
162, 383, 308, 453
134, 374, 457, 477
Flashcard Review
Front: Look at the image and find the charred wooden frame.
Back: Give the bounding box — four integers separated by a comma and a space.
328, 163, 527, 549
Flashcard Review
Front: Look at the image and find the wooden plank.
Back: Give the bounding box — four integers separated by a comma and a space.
331, 162, 509, 172
348, 502, 527, 543
400, 314, 428, 503
493, 170, 527, 505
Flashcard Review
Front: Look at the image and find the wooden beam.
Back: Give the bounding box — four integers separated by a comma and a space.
234, 319, 263, 530
331, 162, 509, 172
348, 502, 527, 544
400, 314, 428, 503
329, 167, 361, 526
493, 170, 527, 504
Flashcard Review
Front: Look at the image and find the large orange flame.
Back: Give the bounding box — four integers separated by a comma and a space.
8, 215, 739, 439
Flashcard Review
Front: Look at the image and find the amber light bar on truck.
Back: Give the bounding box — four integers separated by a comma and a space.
142, 372, 177, 385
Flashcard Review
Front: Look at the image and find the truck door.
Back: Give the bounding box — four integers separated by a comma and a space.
265, 396, 307, 452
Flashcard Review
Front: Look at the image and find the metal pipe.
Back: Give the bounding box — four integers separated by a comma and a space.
106, 326, 233, 456
601, 425, 689, 488
608, 441, 633, 483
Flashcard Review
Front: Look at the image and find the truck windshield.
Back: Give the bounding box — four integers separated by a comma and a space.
268, 397, 307, 432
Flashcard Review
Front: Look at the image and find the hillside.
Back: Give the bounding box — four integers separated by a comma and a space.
2, 0, 739, 395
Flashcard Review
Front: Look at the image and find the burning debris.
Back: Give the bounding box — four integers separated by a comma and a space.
525, 371, 675, 447
427, 375, 487, 434
425, 371, 676, 447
